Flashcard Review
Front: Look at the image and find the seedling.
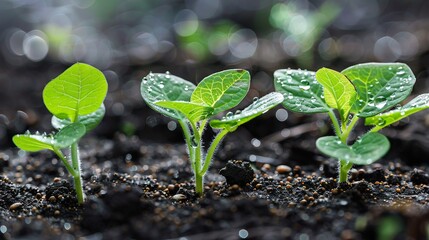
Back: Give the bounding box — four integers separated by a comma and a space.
13, 63, 108, 204
275, 63, 429, 183
141, 70, 284, 195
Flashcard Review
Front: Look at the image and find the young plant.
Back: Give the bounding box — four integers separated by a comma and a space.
141, 70, 284, 195
13, 63, 108, 204
274, 63, 429, 183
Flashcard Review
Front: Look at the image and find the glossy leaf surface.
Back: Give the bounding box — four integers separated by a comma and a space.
43, 63, 108, 122
141, 73, 196, 120
316, 132, 390, 165
191, 69, 250, 115
210, 92, 284, 131
155, 101, 214, 123
365, 93, 429, 129
274, 69, 329, 113
342, 63, 415, 117
316, 68, 356, 121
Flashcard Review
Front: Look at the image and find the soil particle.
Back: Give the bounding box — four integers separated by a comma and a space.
410, 168, 429, 185
365, 168, 386, 182
276, 164, 292, 174
219, 160, 254, 187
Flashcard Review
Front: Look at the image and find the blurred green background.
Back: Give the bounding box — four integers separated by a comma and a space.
1, 0, 429, 146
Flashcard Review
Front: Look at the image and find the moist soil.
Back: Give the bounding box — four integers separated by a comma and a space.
1, 111, 429, 240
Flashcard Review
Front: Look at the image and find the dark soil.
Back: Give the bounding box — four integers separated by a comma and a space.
0, 111, 429, 240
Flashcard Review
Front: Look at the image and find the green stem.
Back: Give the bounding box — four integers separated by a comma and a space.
178, 120, 195, 172
195, 172, 203, 196
71, 142, 84, 204
189, 121, 203, 196
328, 110, 342, 137
198, 119, 208, 136
199, 129, 229, 176
340, 115, 359, 143
53, 148, 76, 177
369, 125, 382, 133
338, 160, 353, 183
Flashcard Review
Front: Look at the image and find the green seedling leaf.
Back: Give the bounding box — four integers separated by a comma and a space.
274, 69, 329, 113
342, 63, 415, 117
210, 92, 284, 131
13, 123, 86, 152
316, 68, 356, 121
52, 105, 105, 132
141, 72, 196, 120
54, 122, 86, 148
43, 63, 108, 122
155, 101, 214, 123
13, 133, 55, 152
365, 93, 429, 129
316, 132, 390, 165
191, 69, 250, 116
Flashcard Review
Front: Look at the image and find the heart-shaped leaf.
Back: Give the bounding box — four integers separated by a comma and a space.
274, 69, 329, 113
155, 101, 214, 123
210, 92, 284, 131
141, 72, 196, 120
54, 122, 86, 148
365, 93, 429, 129
316, 68, 356, 121
316, 132, 390, 165
191, 69, 250, 116
52, 105, 105, 132
43, 63, 108, 122
342, 63, 415, 117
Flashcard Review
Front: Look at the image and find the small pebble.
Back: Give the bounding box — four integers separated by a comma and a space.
262, 163, 271, 171
53, 177, 61, 183
276, 165, 292, 174
172, 194, 187, 200
49, 196, 56, 202
9, 202, 23, 211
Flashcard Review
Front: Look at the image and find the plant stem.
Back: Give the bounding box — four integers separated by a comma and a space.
199, 129, 229, 176
338, 160, 353, 183
53, 148, 76, 177
71, 142, 84, 204
195, 172, 203, 196
328, 110, 342, 137
189, 121, 203, 196
178, 120, 196, 172
340, 115, 359, 143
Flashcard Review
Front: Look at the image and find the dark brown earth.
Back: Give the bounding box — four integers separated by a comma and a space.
0, 110, 429, 240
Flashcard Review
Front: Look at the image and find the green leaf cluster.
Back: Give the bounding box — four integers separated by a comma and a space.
13, 63, 107, 204
141, 70, 284, 195
275, 63, 426, 182
13, 63, 107, 152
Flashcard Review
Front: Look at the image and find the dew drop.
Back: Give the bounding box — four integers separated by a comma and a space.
253, 97, 259, 102
400, 111, 405, 116
235, 110, 241, 115
397, 70, 406, 75
377, 118, 386, 126
299, 85, 310, 90
287, 95, 293, 99
190, 135, 198, 148
226, 112, 233, 118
